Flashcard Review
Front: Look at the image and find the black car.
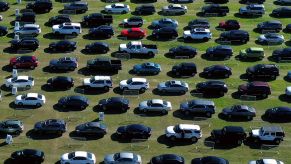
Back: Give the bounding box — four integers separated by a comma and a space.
98, 97, 129, 112
135, 4, 156, 15
0, 25, 8, 36
188, 19, 210, 29
196, 80, 228, 96
151, 154, 185, 164
47, 15, 71, 25
34, 119, 67, 135
172, 62, 197, 77
257, 20, 282, 33
222, 105, 256, 120
272, 48, 291, 62
152, 27, 178, 40
26, 0, 53, 13
0, 1, 9, 12
168, 46, 197, 58
202, 65, 232, 78
246, 64, 279, 80
201, 4, 230, 16
272, 7, 291, 17
58, 95, 89, 110
84, 42, 110, 54
264, 106, 291, 120
204, 0, 229, 3
47, 76, 74, 90
116, 124, 151, 139
16, 12, 36, 23
49, 40, 77, 52
11, 149, 45, 163
211, 126, 247, 145
82, 13, 113, 27
191, 156, 229, 164
205, 45, 233, 59
240, 0, 265, 4
63, 1, 88, 14
219, 30, 249, 44
88, 25, 114, 38
75, 122, 107, 136
10, 38, 39, 51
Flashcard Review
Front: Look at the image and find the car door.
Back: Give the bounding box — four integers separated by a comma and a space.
184, 130, 192, 139
130, 82, 141, 90
14, 79, 28, 87
149, 103, 164, 111
71, 156, 88, 164
24, 97, 36, 105
93, 80, 104, 88
192, 105, 206, 113
261, 132, 273, 141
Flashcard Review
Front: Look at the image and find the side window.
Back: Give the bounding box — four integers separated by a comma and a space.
263, 132, 270, 136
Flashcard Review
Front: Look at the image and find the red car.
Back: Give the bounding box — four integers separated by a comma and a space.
219, 20, 240, 30
10, 56, 39, 69
120, 28, 146, 39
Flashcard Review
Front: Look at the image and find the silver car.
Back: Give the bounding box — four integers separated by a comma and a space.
157, 80, 189, 94
162, 4, 187, 15
139, 99, 172, 114
14, 24, 41, 36
104, 152, 142, 164
257, 33, 284, 45
151, 18, 178, 29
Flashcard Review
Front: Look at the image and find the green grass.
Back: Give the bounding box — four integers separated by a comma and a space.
0, 0, 291, 163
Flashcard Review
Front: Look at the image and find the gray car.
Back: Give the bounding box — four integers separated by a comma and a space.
180, 99, 215, 117
0, 120, 24, 135
257, 33, 284, 45
222, 105, 256, 120
162, 4, 187, 15
151, 18, 178, 29
14, 24, 41, 36
139, 99, 172, 114
157, 80, 189, 94
104, 152, 142, 164
49, 57, 78, 71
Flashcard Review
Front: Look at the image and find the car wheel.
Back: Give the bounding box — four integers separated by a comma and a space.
161, 89, 167, 94
203, 37, 209, 41
139, 87, 146, 93
81, 9, 86, 13
142, 134, 148, 139
14, 130, 21, 135
26, 85, 31, 89
184, 110, 190, 115
274, 139, 281, 144
122, 10, 127, 14
30, 65, 35, 69
219, 91, 224, 96
262, 93, 267, 98
237, 140, 242, 145
247, 115, 252, 120
180, 90, 186, 94
191, 137, 198, 143
153, 71, 158, 75
72, 32, 77, 36
161, 110, 168, 115
224, 74, 230, 78
104, 86, 109, 91
271, 75, 276, 80
102, 105, 107, 110
122, 87, 128, 91
36, 103, 41, 107
138, 23, 142, 27
69, 67, 75, 71
18, 102, 23, 106
206, 112, 211, 118
228, 114, 232, 119
170, 136, 176, 141
80, 105, 86, 110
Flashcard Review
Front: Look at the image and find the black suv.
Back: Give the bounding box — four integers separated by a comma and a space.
116, 124, 152, 139
152, 27, 178, 40
238, 81, 271, 98
168, 46, 197, 58
246, 64, 279, 80
88, 25, 114, 38
63, 1, 88, 14
16, 12, 36, 23
240, 0, 265, 4
10, 38, 39, 51
180, 99, 216, 117
272, 7, 291, 17
58, 95, 89, 110
211, 126, 247, 145
0, 1, 9, 12
47, 15, 71, 25
219, 30, 249, 44
47, 76, 74, 90
48, 40, 77, 52
171, 62, 197, 77
82, 13, 113, 27
26, 0, 53, 13
135, 4, 156, 15
196, 80, 228, 96
272, 48, 291, 62
205, 0, 229, 3
98, 97, 130, 112
201, 4, 229, 16
257, 20, 282, 33
205, 45, 233, 59
202, 65, 232, 78
0, 26, 8, 36
84, 42, 110, 54
34, 119, 67, 135
188, 19, 210, 29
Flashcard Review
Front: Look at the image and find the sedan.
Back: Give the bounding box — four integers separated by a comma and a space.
47, 76, 74, 90
116, 124, 151, 139
191, 156, 229, 164
15, 93, 46, 107
222, 105, 256, 120
133, 62, 161, 75
202, 65, 232, 78
151, 154, 185, 164
49, 40, 77, 52
257, 33, 284, 45
168, 46, 197, 58
162, 4, 187, 15
157, 80, 189, 94
5, 76, 34, 88
120, 28, 146, 39
264, 106, 291, 120
11, 149, 45, 163
84, 42, 109, 54
61, 151, 96, 164
58, 95, 89, 110
0, 120, 24, 135
75, 122, 107, 136
151, 18, 178, 29
104, 152, 142, 164
104, 3, 130, 14
139, 99, 172, 114
152, 27, 178, 40
98, 97, 129, 112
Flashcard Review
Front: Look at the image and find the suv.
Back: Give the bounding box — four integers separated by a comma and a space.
196, 80, 228, 96
206, 45, 233, 59
63, 1, 88, 14
14, 24, 41, 36
52, 23, 81, 35
10, 56, 38, 69
188, 19, 210, 29
26, 0, 53, 13
257, 20, 282, 33
10, 38, 39, 51
16, 12, 36, 23
211, 126, 247, 145
239, 4, 265, 16
83, 76, 112, 91
201, 4, 229, 16
183, 28, 212, 41
180, 99, 215, 117
165, 124, 202, 142
34, 119, 67, 135
171, 62, 197, 77
0, 120, 24, 135
119, 78, 149, 92
250, 126, 285, 144
240, 47, 265, 60
135, 4, 156, 15
246, 64, 279, 79
49, 57, 78, 71
238, 81, 271, 98
219, 30, 249, 44
272, 48, 291, 62
218, 20, 240, 30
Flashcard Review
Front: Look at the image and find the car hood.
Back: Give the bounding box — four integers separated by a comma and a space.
246, 66, 255, 73
5, 78, 12, 84
119, 80, 127, 86
162, 6, 169, 10
15, 95, 23, 101
52, 25, 59, 30
105, 5, 112, 9
258, 35, 266, 40
157, 82, 166, 89
122, 19, 128, 23
239, 84, 248, 91
240, 49, 247, 55
119, 43, 127, 49
83, 78, 91, 85
104, 154, 115, 163
87, 59, 95, 65
117, 126, 126, 133
75, 123, 86, 131
248, 161, 257, 164
222, 108, 232, 114
206, 47, 214, 53
58, 97, 67, 104
133, 64, 142, 70
151, 20, 159, 26
272, 49, 283, 55
212, 129, 222, 137
180, 102, 189, 109
166, 126, 175, 134
139, 100, 148, 109
34, 121, 43, 129
183, 30, 191, 35
251, 129, 260, 137
240, 7, 247, 11
61, 153, 69, 161
98, 99, 107, 105
49, 59, 58, 65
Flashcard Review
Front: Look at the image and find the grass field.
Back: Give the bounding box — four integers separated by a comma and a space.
0, 0, 291, 163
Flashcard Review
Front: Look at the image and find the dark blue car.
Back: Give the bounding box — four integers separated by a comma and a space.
133, 62, 161, 75
116, 124, 151, 139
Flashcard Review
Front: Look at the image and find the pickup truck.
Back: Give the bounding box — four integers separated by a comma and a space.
82, 13, 113, 26
86, 57, 122, 72
119, 41, 158, 58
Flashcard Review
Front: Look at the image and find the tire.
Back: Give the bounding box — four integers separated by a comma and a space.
203, 37, 209, 41
26, 85, 31, 89
15, 130, 21, 135
161, 89, 167, 94
237, 140, 242, 145
104, 86, 109, 91
55, 31, 60, 35
81, 9, 86, 13
139, 87, 146, 93
219, 91, 224, 96
206, 112, 211, 118
161, 110, 168, 115
102, 105, 107, 110
69, 67, 75, 71
274, 139, 281, 144
138, 23, 142, 27
184, 110, 190, 115
262, 93, 267, 98
180, 90, 186, 94
122, 10, 127, 14
191, 137, 198, 143
271, 75, 276, 80
170, 136, 176, 141
247, 115, 252, 120
122, 87, 128, 91
36, 103, 41, 107
18, 102, 23, 106
80, 105, 85, 110
30, 65, 35, 69
224, 74, 230, 78
228, 114, 232, 119
72, 32, 77, 36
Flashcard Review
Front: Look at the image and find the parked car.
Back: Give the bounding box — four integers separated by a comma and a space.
98, 97, 129, 112
257, 20, 282, 33
16, 12, 36, 23
157, 80, 189, 94
249, 159, 284, 164
133, 62, 161, 75
119, 41, 158, 58
286, 86, 291, 96
47, 76, 74, 89
170, 0, 193, 2
116, 124, 151, 139
272, 48, 291, 62
240, 47, 265, 60
139, 99, 172, 114
0, 25, 8, 36
188, 19, 210, 29
204, 0, 229, 3
151, 154, 184, 164
75, 122, 107, 136
88, 25, 114, 38
238, 81, 271, 98
63, 1, 88, 14
205, 45, 233, 59
165, 124, 202, 142
34, 119, 67, 135
83, 76, 112, 90
240, 0, 265, 4
61, 151, 96, 164
168, 46, 197, 58
10, 38, 39, 51
222, 105, 256, 120
58, 95, 89, 110
276, 0, 291, 5
104, 152, 142, 164
151, 18, 178, 29
135, 4, 155, 15
86, 57, 122, 72
122, 16, 144, 27
11, 149, 45, 163
183, 28, 212, 41
180, 99, 215, 117
104, 3, 130, 14
49, 57, 78, 71
49, 40, 77, 52
172, 62, 197, 77
202, 65, 232, 78
162, 4, 187, 15
15, 93, 46, 107
14, 24, 41, 36
196, 80, 228, 96
201, 4, 229, 16
264, 106, 291, 120
191, 156, 229, 164
0, 120, 23, 135
246, 64, 279, 80
287, 71, 291, 80
52, 22, 81, 35
26, 0, 53, 13
272, 7, 291, 17
152, 27, 178, 40
239, 4, 265, 16
219, 30, 249, 43
47, 15, 71, 26
249, 126, 285, 144
10, 56, 38, 69
257, 33, 284, 45
218, 20, 240, 30
5, 76, 34, 88
84, 42, 110, 54
82, 13, 113, 26
0, 1, 9, 12
119, 77, 149, 92
121, 27, 146, 39
211, 126, 246, 145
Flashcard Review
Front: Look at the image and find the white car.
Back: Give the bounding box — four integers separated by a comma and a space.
83, 76, 112, 90
249, 159, 284, 164
14, 24, 41, 36
61, 151, 96, 164
5, 76, 34, 88
165, 124, 202, 142
52, 22, 82, 35
285, 86, 291, 96
105, 3, 130, 14
183, 28, 212, 41
139, 99, 172, 114
119, 77, 149, 92
15, 93, 46, 107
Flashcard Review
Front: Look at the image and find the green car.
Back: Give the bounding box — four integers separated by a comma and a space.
240, 47, 265, 59
0, 120, 24, 135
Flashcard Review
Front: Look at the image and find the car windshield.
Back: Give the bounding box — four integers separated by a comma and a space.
90, 77, 95, 83
113, 153, 120, 160
37, 94, 42, 99
126, 79, 132, 84
68, 152, 75, 159
173, 125, 181, 132
21, 94, 27, 99
11, 77, 17, 82
165, 81, 171, 86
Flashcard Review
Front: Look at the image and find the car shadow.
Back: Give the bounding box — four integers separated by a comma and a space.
261, 113, 291, 123
204, 137, 239, 149
26, 129, 62, 140
283, 28, 291, 34
283, 76, 291, 82
201, 53, 230, 61
133, 107, 167, 117
110, 133, 133, 143
152, 88, 186, 96
239, 73, 249, 81
2, 65, 12, 73
92, 105, 128, 114
77, 67, 118, 76
218, 113, 252, 122
234, 13, 262, 19
43, 33, 76, 40
235, 55, 263, 62
74, 86, 108, 95
157, 134, 196, 148
1, 84, 12, 92
9, 102, 40, 110
82, 34, 111, 40
69, 131, 104, 141
41, 84, 72, 92
190, 89, 225, 98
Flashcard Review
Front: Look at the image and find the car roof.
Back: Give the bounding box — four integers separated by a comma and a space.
160, 154, 183, 161
45, 119, 64, 124
201, 156, 228, 163
131, 78, 147, 82
130, 27, 142, 31
109, 97, 125, 102
62, 22, 81, 27
179, 124, 200, 130
72, 1, 87, 5
250, 4, 264, 7
73, 151, 89, 158
26, 93, 39, 98
224, 126, 245, 132
16, 76, 29, 80
180, 62, 196, 66
168, 80, 183, 85
262, 126, 283, 132
69, 95, 87, 101
193, 28, 210, 32
206, 80, 225, 85
262, 159, 280, 164
93, 76, 111, 81
266, 20, 281, 24
23, 24, 40, 28
127, 124, 148, 131
170, 4, 182, 7
275, 106, 291, 112
251, 81, 269, 86
53, 76, 72, 81
216, 45, 232, 50
113, 3, 125, 7
249, 47, 264, 51
151, 99, 164, 104
190, 99, 214, 106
